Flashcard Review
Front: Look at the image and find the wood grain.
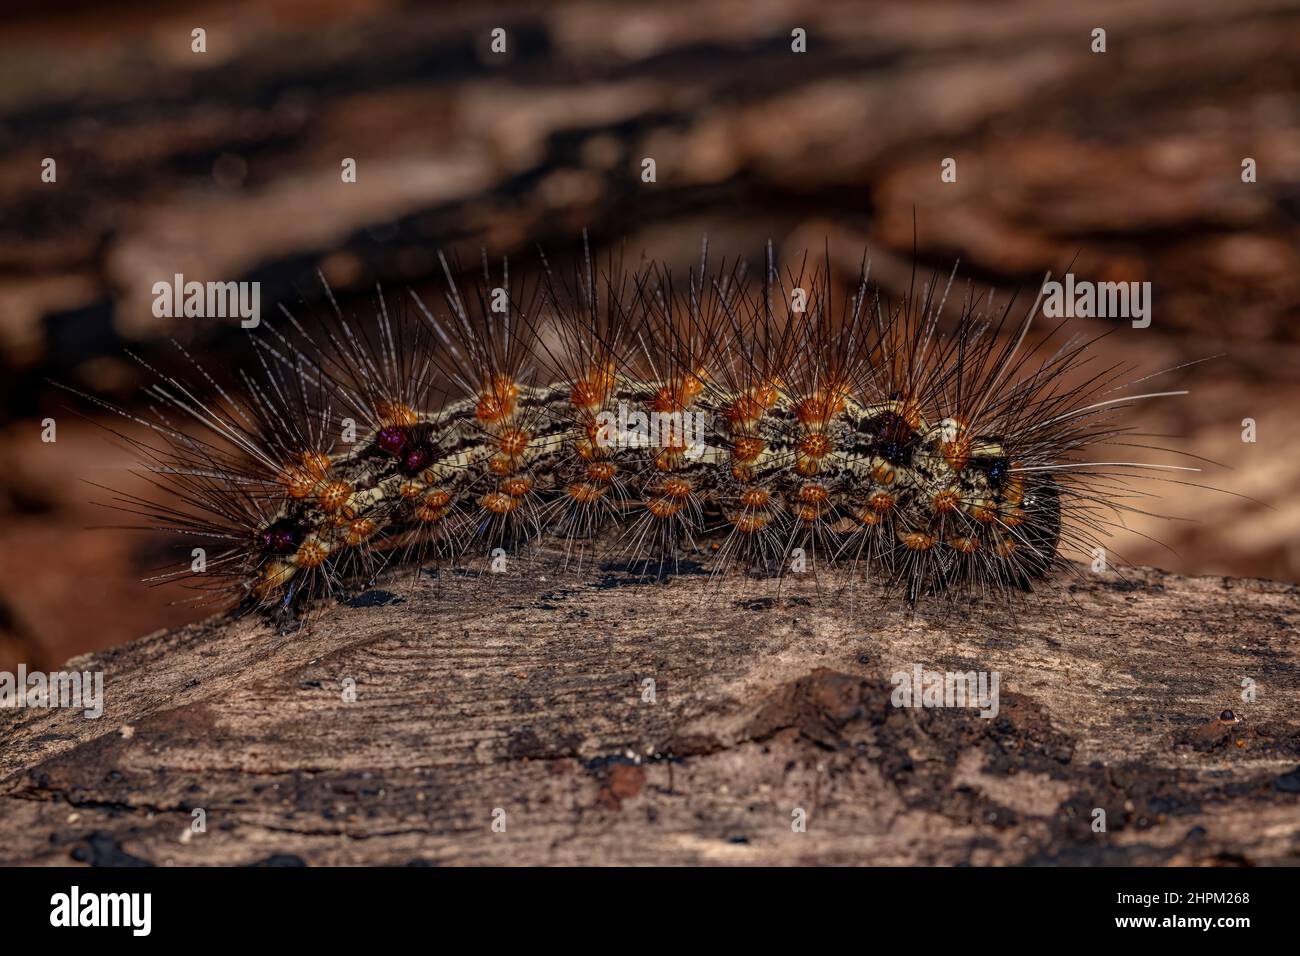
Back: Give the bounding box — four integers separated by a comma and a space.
2, 552, 1297, 865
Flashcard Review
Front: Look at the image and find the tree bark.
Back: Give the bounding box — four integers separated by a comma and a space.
2, 554, 1297, 865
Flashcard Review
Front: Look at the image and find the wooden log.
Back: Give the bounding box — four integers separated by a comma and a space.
2, 552, 1297, 865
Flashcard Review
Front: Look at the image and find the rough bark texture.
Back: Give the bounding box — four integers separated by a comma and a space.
2, 554, 1298, 866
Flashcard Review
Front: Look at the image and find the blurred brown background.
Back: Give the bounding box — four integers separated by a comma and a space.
2, 0, 1299, 670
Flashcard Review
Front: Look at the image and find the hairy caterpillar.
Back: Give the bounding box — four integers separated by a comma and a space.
70, 241, 1197, 621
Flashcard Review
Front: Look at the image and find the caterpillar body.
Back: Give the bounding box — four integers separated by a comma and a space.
78, 242, 1191, 619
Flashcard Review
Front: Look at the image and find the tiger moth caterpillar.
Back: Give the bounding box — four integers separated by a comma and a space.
66, 240, 1202, 622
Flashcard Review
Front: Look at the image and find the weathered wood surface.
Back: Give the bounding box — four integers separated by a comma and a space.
2, 554, 1298, 865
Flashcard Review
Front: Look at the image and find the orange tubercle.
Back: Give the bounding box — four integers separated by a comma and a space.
317, 480, 354, 515
646, 497, 682, 519
279, 451, 331, 499
798, 433, 832, 459
798, 483, 829, 504
570, 367, 615, 410
728, 393, 766, 425
503, 476, 532, 497
731, 436, 765, 463
345, 518, 378, 546
897, 399, 925, 431
568, 482, 607, 504
281, 469, 318, 500
475, 395, 511, 423
297, 451, 332, 478
295, 539, 330, 569
792, 503, 820, 523
661, 477, 692, 499
899, 531, 936, 551
654, 448, 684, 472
1000, 506, 1025, 527
475, 376, 520, 424
942, 436, 972, 472
794, 389, 846, 426
570, 380, 602, 411
414, 501, 450, 522
869, 491, 895, 513
931, 488, 961, 514
754, 382, 781, 409
650, 386, 685, 414
680, 371, 707, 401
481, 491, 519, 514
497, 428, 530, 458
376, 402, 419, 427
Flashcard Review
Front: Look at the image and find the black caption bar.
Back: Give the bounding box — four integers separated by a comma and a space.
0, 865, 1278, 942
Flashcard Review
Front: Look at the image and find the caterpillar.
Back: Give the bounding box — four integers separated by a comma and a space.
71, 241, 1197, 621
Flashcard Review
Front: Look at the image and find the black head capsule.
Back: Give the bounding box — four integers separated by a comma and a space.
258, 519, 303, 554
